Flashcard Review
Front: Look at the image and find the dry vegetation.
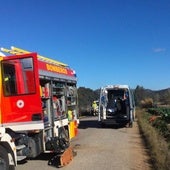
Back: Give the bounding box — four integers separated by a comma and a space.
137, 108, 170, 170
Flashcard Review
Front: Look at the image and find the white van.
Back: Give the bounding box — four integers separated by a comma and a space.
98, 85, 135, 127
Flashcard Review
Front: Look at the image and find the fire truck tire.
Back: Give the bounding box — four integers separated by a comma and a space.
0, 145, 15, 170
59, 127, 70, 150
60, 127, 69, 142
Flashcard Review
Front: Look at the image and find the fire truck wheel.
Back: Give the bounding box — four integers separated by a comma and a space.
0, 145, 10, 170
59, 127, 70, 150
60, 127, 69, 141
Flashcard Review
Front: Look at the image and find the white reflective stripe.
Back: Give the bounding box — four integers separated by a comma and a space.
0, 127, 5, 137
54, 118, 68, 128
2, 121, 44, 131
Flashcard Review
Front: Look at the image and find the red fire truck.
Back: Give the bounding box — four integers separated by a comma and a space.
0, 47, 79, 169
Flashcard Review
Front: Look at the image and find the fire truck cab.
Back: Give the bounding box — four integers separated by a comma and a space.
0, 47, 79, 169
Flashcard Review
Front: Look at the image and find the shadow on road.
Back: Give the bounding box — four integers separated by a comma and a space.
78, 116, 126, 129
78, 118, 99, 129
17, 153, 55, 165
17, 153, 62, 169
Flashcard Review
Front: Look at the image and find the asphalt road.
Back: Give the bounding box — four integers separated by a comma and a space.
16, 116, 152, 170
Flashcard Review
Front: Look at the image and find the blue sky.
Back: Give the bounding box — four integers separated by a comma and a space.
0, 0, 170, 90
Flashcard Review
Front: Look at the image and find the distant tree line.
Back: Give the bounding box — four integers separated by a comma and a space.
77, 87, 99, 114
78, 86, 170, 114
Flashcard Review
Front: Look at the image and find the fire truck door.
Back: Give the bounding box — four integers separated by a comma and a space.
0, 53, 43, 124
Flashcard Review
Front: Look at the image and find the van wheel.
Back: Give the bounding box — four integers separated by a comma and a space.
129, 122, 133, 128
101, 123, 105, 128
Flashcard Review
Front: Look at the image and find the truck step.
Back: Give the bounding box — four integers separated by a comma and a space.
48, 146, 75, 168
16, 144, 26, 150
17, 155, 27, 161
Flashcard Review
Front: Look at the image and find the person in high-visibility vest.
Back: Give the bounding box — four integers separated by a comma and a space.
92, 101, 98, 116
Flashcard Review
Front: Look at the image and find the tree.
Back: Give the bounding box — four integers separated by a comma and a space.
140, 98, 153, 108
78, 87, 99, 113
134, 85, 146, 106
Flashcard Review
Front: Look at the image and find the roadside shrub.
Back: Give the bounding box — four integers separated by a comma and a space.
152, 119, 170, 139
141, 98, 153, 108
148, 108, 170, 123
147, 107, 170, 141
137, 108, 170, 170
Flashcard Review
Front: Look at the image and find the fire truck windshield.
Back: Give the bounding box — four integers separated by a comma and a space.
2, 57, 36, 96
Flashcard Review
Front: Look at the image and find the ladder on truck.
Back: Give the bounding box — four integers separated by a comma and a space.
0, 46, 76, 167
1, 46, 68, 67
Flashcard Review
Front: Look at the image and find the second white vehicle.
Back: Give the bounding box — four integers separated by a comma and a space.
98, 85, 135, 127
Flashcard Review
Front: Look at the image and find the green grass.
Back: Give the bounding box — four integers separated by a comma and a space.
137, 108, 170, 170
